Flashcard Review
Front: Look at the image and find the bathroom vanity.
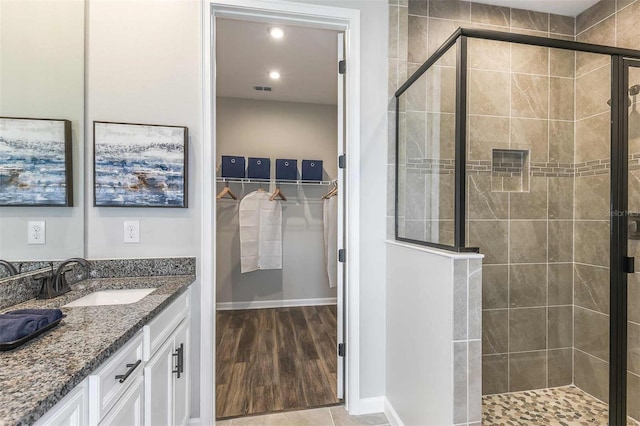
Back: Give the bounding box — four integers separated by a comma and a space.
0, 271, 194, 425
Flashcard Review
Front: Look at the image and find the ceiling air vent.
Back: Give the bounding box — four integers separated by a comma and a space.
254, 85, 272, 92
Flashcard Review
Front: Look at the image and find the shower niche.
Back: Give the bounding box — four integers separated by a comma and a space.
490, 149, 529, 192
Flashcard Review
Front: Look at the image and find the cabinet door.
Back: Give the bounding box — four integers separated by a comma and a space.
173, 318, 191, 426
99, 376, 144, 426
34, 381, 88, 426
144, 338, 174, 426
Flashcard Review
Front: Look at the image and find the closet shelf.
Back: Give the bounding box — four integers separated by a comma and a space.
216, 178, 333, 186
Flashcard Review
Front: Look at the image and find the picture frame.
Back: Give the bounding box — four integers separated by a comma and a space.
0, 117, 73, 207
93, 121, 188, 208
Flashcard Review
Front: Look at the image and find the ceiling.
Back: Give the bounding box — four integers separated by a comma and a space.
472, 0, 600, 17
216, 18, 339, 105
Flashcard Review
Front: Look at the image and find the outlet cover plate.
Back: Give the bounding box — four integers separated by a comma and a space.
124, 221, 140, 243
28, 221, 46, 245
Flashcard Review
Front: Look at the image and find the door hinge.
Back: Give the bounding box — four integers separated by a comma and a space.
338, 343, 345, 357
624, 256, 635, 273
339, 60, 346, 75
339, 154, 346, 169
338, 249, 345, 263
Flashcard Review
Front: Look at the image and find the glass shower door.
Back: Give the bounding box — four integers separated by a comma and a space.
626, 60, 640, 425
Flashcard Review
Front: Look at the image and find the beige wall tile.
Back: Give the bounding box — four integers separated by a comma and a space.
427, 112, 455, 159
574, 349, 609, 403
482, 264, 508, 309
437, 174, 455, 220
550, 78, 575, 121
576, 0, 615, 34
427, 18, 467, 66
483, 309, 508, 354
469, 69, 510, 116
617, 1, 640, 49
468, 220, 508, 264
510, 118, 548, 162
389, 5, 399, 60
467, 174, 509, 219
426, 65, 456, 113
510, 177, 548, 219
574, 220, 610, 267
399, 6, 409, 61
574, 263, 610, 314
408, 15, 428, 63
509, 307, 547, 351
511, 74, 549, 119
408, 0, 427, 16
575, 174, 610, 220
404, 170, 426, 220
575, 113, 610, 163
468, 38, 510, 71
576, 52, 609, 78
509, 264, 547, 307
511, 44, 548, 75
468, 115, 510, 161
549, 220, 573, 262
453, 341, 468, 424
549, 120, 574, 163
548, 263, 573, 306
548, 177, 574, 219
509, 350, 547, 391
548, 348, 573, 387
470, 3, 509, 27
549, 14, 575, 36
628, 372, 640, 422
576, 65, 610, 120
405, 63, 426, 111
405, 111, 426, 159
509, 220, 547, 263
548, 305, 573, 348
429, 0, 470, 21
577, 14, 615, 46
482, 354, 508, 395
628, 321, 640, 377
618, 0, 638, 10
550, 48, 575, 78
629, 273, 640, 323
511, 9, 549, 32
574, 306, 609, 361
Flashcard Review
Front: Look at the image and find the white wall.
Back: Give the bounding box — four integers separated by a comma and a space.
86, 0, 202, 416
216, 97, 337, 305
0, 0, 85, 261
386, 243, 454, 425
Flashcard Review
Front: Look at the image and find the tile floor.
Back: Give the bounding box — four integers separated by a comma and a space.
216, 406, 389, 426
483, 385, 640, 425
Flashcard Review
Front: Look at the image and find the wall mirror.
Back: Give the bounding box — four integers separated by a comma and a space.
0, 0, 85, 277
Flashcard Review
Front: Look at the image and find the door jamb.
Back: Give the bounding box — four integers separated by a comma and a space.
200, 1, 362, 424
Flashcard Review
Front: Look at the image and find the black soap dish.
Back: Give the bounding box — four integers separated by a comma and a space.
0, 315, 66, 351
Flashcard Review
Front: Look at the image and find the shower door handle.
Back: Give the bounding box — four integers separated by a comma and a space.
624, 256, 635, 273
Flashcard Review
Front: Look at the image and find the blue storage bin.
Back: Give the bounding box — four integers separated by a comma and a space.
247, 157, 271, 179
302, 160, 323, 181
276, 159, 298, 181
221, 155, 245, 178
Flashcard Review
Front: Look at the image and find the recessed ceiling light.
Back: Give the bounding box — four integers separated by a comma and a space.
268, 27, 284, 39
269, 71, 280, 80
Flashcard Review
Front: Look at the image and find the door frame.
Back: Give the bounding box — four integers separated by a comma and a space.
200, 1, 362, 424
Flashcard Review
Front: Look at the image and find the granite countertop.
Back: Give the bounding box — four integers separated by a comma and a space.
0, 274, 195, 425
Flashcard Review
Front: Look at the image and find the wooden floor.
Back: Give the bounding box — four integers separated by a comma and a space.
216, 305, 340, 419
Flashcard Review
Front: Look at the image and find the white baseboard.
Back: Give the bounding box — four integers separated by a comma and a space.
216, 297, 337, 310
188, 418, 200, 426
357, 396, 385, 414
384, 398, 404, 426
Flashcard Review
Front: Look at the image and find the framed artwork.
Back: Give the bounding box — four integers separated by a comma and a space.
93, 121, 188, 208
0, 117, 73, 207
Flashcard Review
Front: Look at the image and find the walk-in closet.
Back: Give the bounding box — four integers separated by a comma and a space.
214, 17, 345, 420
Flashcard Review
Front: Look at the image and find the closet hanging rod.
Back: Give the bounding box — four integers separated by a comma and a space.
216, 177, 333, 186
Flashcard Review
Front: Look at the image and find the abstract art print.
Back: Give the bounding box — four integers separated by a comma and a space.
0, 117, 73, 207
94, 121, 188, 208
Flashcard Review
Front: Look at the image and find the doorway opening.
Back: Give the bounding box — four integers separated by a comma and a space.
213, 16, 345, 420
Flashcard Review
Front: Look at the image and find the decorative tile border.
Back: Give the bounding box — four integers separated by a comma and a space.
406, 159, 615, 177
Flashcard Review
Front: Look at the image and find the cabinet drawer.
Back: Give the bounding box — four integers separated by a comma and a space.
89, 332, 143, 424
143, 289, 190, 361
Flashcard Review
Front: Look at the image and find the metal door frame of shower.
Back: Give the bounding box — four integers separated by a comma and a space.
394, 27, 640, 425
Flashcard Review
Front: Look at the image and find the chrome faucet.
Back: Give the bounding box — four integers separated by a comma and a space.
37, 258, 91, 299
0, 260, 18, 277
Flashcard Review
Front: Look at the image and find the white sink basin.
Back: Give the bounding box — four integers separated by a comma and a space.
63, 288, 155, 307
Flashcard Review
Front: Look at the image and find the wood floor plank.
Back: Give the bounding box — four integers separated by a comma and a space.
216, 306, 339, 419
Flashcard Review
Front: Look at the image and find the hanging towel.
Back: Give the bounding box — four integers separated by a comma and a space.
239, 190, 283, 273
323, 195, 338, 288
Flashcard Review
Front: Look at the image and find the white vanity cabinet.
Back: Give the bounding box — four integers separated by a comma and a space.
35, 288, 191, 426
143, 289, 191, 426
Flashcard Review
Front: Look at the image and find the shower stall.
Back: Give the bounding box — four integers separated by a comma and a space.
394, 28, 640, 424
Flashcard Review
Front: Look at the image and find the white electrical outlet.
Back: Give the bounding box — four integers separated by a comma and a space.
28, 221, 46, 245
124, 221, 140, 243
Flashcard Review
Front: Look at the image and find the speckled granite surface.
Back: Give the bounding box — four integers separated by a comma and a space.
0, 257, 196, 310
0, 274, 195, 425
